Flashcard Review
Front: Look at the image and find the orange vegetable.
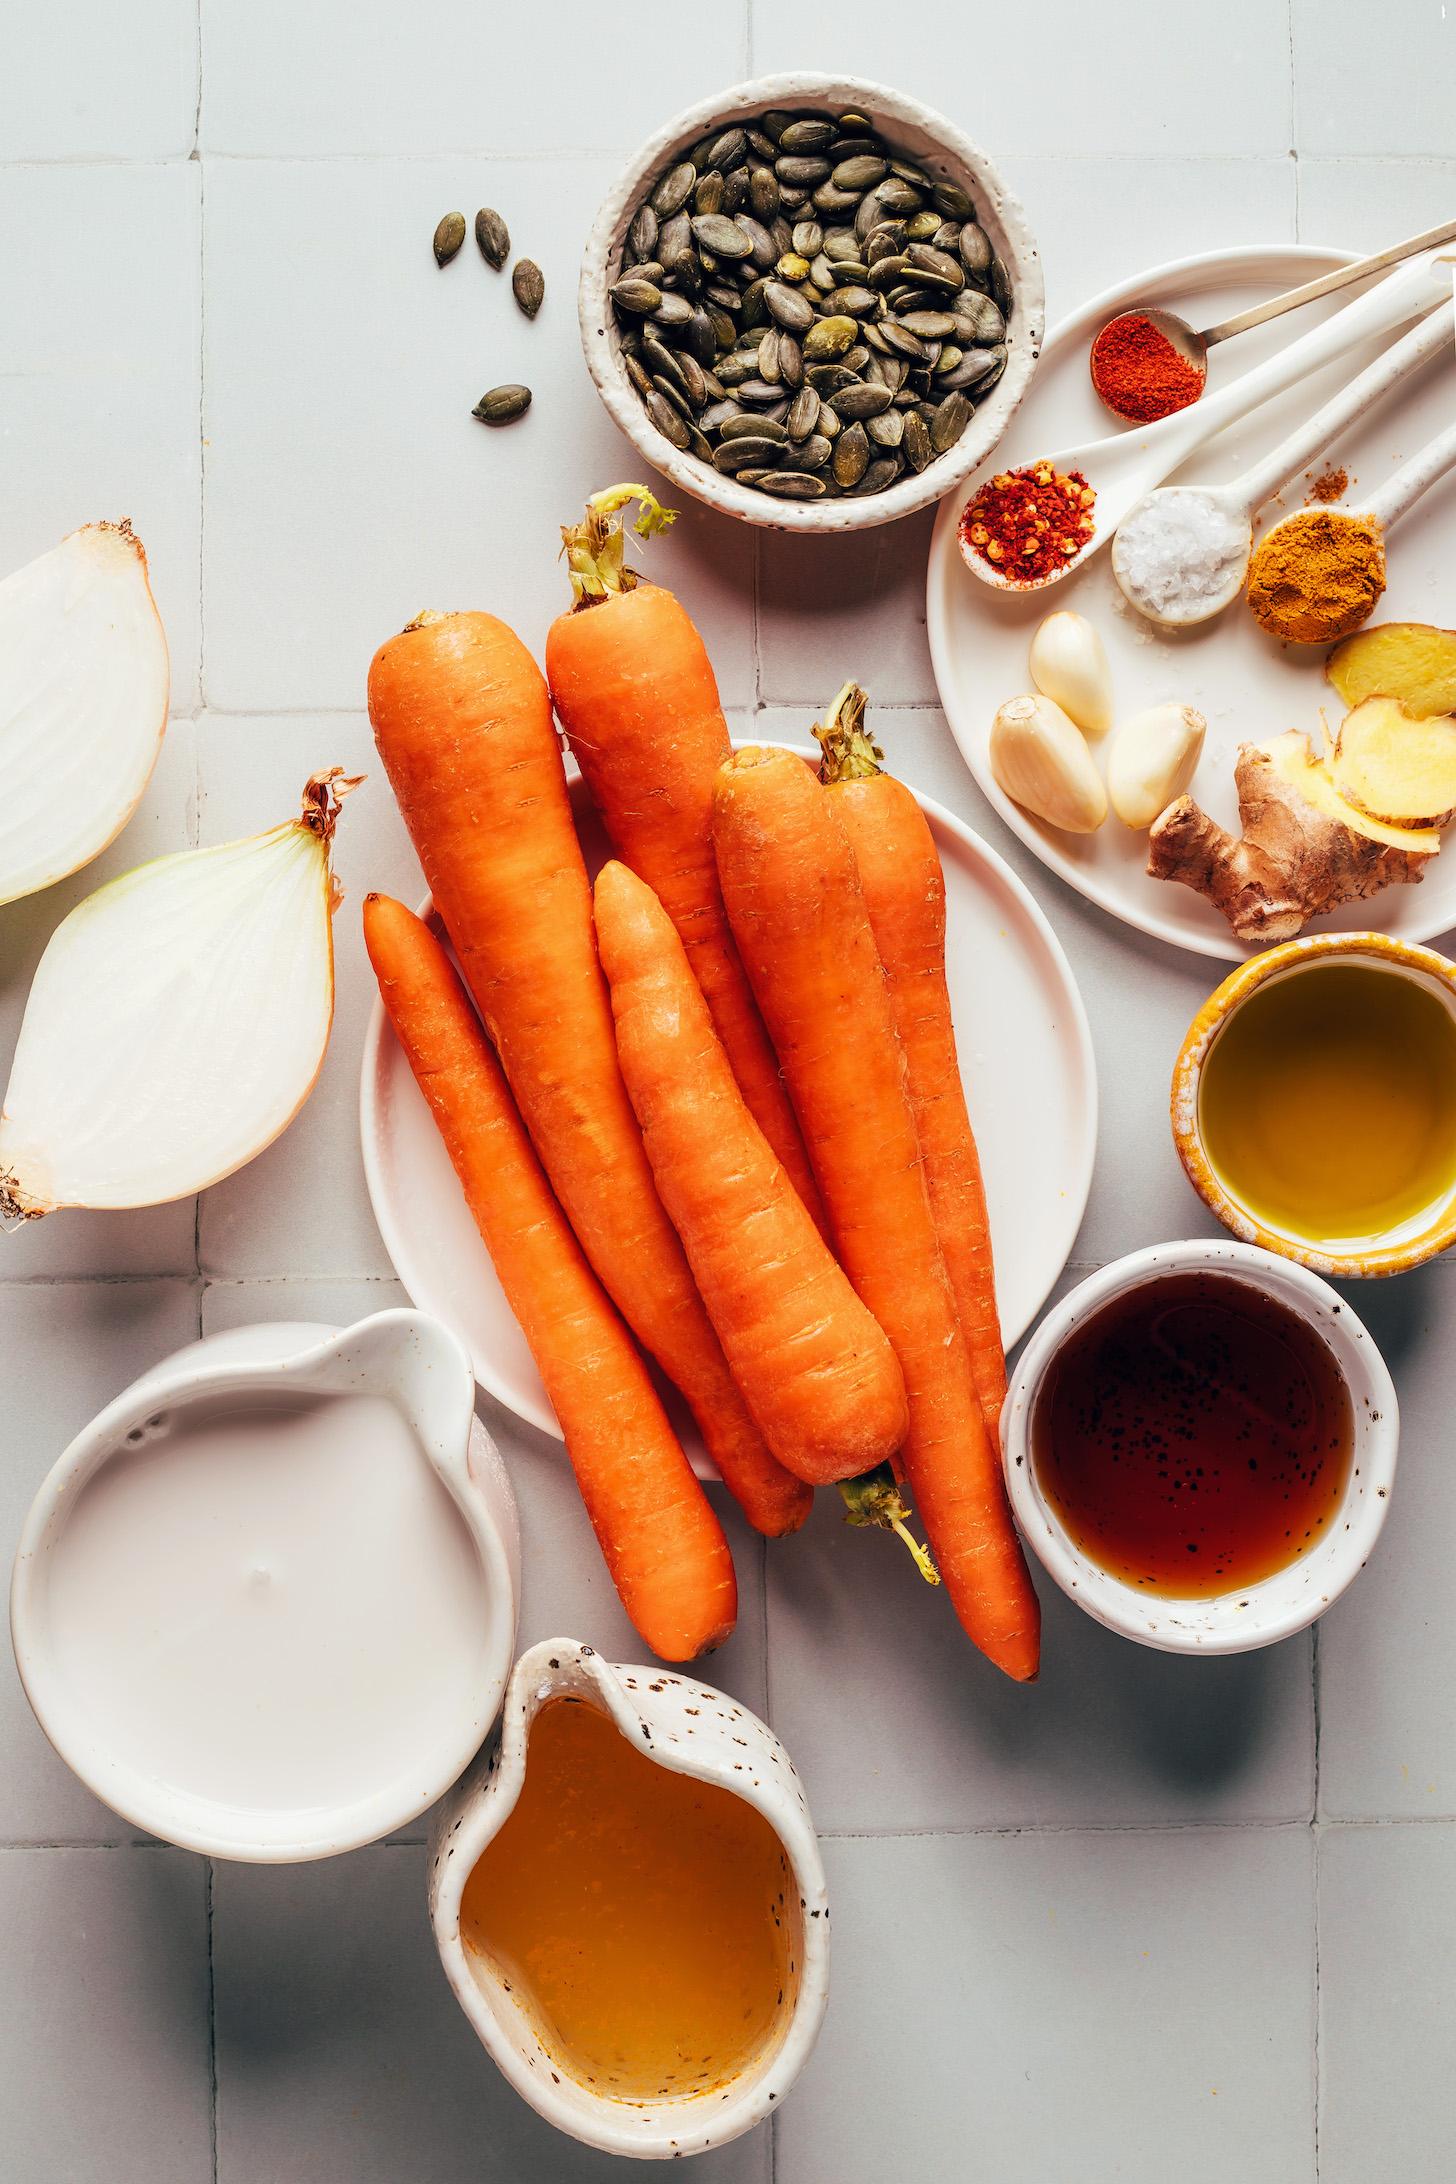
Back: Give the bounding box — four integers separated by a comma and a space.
594, 859, 908, 1486
367, 609, 809, 1540
816, 684, 1007, 1434
363, 893, 737, 1661
712, 747, 1040, 1681
545, 486, 828, 1236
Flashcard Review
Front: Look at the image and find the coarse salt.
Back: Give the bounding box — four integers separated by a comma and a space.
1112, 489, 1250, 622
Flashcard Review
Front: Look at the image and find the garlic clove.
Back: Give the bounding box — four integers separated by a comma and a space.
0, 772, 355, 1218
1028, 610, 1114, 736
0, 523, 169, 907
1107, 703, 1207, 829
990, 694, 1108, 834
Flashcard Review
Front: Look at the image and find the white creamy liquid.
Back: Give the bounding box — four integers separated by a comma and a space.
39, 1392, 489, 1813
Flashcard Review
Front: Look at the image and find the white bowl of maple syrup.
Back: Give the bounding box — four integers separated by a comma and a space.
1002, 1239, 1398, 1654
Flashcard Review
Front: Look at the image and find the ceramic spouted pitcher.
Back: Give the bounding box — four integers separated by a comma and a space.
429, 1637, 830, 2159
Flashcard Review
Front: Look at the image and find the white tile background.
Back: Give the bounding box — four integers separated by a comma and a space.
1, 2, 1454, 2178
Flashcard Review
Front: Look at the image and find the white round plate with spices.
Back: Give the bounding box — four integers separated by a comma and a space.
359, 756, 1097, 1459
928, 245, 1456, 960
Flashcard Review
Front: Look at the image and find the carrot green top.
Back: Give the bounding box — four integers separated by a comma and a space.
559, 483, 678, 607
813, 680, 885, 783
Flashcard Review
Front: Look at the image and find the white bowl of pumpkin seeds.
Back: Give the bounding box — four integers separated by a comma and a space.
580, 74, 1044, 532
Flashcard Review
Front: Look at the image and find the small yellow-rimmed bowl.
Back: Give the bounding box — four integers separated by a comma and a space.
1172, 931, 1456, 1279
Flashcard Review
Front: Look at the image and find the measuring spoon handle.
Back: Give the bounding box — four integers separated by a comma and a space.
1237, 303, 1453, 513
1367, 416, 1456, 531
1201, 218, 1456, 347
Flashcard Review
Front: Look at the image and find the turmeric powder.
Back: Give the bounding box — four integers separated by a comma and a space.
1246, 507, 1386, 645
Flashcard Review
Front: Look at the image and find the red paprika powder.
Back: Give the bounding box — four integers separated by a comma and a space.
1089, 312, 1203, 423
960, 462, 1096, 584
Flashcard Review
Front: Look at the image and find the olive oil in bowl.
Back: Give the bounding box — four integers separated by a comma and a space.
1032, 1270, 1353, 1598
460, 1696, 799, 2103
1197, 960, 1456, 1253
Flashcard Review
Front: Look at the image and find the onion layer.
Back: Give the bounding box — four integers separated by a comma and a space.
0, 522, 170, 906
0, 772, 358, 1218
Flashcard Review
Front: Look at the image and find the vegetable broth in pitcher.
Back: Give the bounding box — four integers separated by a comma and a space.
460, 1697, 799, 2100
1031, 1272, 1353, 1596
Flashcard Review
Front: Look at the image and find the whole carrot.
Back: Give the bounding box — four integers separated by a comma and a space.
816, 684, 1007, 1435
368, 610, 809, 1539
594, 859, 907, 1486
545, 486, 828, 1236
363, 893, 737, 1661
712, 748, 1039, 1681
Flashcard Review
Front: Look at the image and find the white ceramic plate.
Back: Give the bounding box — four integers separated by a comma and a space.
928, 245, 1456, 960
359, 759, 1097, 1458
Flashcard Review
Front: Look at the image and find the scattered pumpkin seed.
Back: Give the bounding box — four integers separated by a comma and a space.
474, 207, 509, 269
472, 383, 532, 425
512, 258, 544, 318
433, 212, 466, 266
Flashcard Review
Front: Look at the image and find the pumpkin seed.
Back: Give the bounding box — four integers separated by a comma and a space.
931, 220, 962, 253
823, 285, 878, 318
930, 390, 971, 452
474, 207, 510, 269
472, 382, 531, 425
758, 328, 783, 385
645, 389, 691, 450
624, 354, 653, 398
832, 421, 870, 488
736, 214, 778, 269
691, 213, 751, 259
747, 129, 777, 159
785, 385, 820, 439
433, 212, 466, 266
776, 252, 812, 283
906, 243, 964, 289
715, 349, 758, 387
818, 403, 841, 439
735, 377, 784, 405
713, 435, 786, 474
777, 332, 804, 388
823, 229, 862, 262
706, 127, 747, 173
796, 433, 832, 470
683, 306, 717, 365
763, 279, 816, 334
880, 321, 930, 362
721, 412, 787, 442
831, 134, 881, 162
875, 178, 924, 216
651, 374, 694, 422
612, 276, 663, 315
834, 380, 893, 421
833, 154, 888, 192
856, 455, 902, 494
806, 361, 858, 394
938, 342, 1006, 393
931, 343, 964, 377
802, 314, 857, 361
932, 180, 976, 220
903, 210, 941, 243
762, 109, 794, 141
755, 472, 827, 499
779, 117, 835, 152
750, 166, 781, 221
778, 183, 810, 211
990, 256, 1012, 314
776, 154, 831, 187
955, 292, 1005, 344
866, 406, 904, 447
898, 309, 958, 340
812, 182, 863, 216
642, 335, 690, 394
958, 222, 993, 276
652, 162, 697, 218
653, 292, 694, 329
693, 169, 725, 217
512, 258, 545, 318
792, 220, 823, 257
701, 398, 743, 432
902, 409, 933, 471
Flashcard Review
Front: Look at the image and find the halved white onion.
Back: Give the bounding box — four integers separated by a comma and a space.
0, 773, 358, 1217
0, 522, 170, 907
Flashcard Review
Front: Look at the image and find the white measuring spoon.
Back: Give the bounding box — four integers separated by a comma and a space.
957, 249, 1453, 595
1111, 303, 1454, 626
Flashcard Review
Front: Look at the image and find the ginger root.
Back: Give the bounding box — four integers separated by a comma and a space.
1329, 695, 1456, 827
1326, 621, 1456, 719
1148, 735, 1434, 943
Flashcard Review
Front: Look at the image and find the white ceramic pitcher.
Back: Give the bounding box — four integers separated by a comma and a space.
429, 1637, 830, 2160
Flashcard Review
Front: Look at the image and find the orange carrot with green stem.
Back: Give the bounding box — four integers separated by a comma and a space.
712, 747, 1039, 1681
367, 609, 810, 1540
594, 858, 907, 1486
545, 486, 829, 1237
815, 683, 1008, 1435
363, 893, 737, 1662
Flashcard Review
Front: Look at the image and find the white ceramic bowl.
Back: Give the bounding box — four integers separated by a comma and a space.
1002, 1241, 1398, 1655
11, 1312, 521, 1861
430, 1637, 829, 2160
579, 73, 1044, 533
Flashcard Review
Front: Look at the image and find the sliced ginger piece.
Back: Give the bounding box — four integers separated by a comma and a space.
1328, 695, 1456, 828
1148, 734, 1434, 944
1326, 622, 1456, 719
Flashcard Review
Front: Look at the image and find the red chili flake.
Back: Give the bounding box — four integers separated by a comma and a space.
959, 463, 1096, 584
1089, 312, 1204, 423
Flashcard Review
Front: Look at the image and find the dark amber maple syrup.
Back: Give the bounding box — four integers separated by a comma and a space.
1032, 1272, 1353, 1598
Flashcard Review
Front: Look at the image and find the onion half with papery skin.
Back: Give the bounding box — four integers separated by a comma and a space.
0, 772, 359, 1218
0, 522, 170, 907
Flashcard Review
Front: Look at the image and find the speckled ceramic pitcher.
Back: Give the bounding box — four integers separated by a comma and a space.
428, 1636, 829, 2160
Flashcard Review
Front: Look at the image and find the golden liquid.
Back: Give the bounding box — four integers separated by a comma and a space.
1199, 963, 1456, 1246
460, 1697, 798, 2102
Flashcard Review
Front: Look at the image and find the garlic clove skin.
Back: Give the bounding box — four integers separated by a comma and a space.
0, 523, 169, 907
1107, 703, 1208, 830
1028, 611, 1114, 736
990, 694, 1108, 834
0, 773, 353, 1218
